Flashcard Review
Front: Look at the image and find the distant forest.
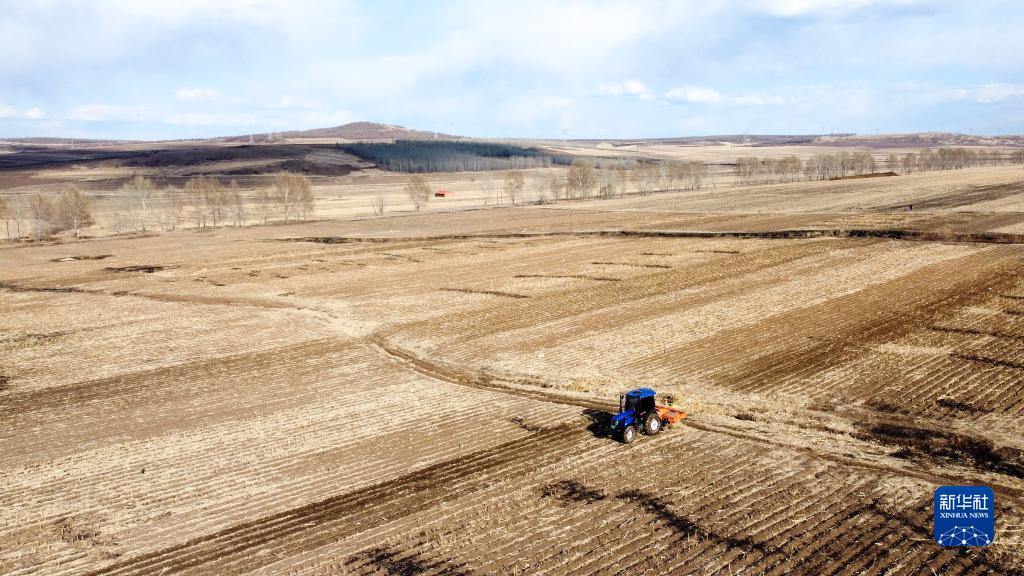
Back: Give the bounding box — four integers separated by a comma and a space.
338, 140, 574, 172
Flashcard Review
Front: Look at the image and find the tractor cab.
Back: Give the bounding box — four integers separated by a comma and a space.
620, 388, 656, 415
608, 387, 687, 444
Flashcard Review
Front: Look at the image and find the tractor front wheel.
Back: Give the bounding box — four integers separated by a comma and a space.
643, 413, 662, 436
621, 425, 638, 444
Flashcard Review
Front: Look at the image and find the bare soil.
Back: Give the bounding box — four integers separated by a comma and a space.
2, 159, 1024, 575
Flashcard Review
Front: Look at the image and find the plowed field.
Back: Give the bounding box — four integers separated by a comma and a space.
3, 182, 1024, 574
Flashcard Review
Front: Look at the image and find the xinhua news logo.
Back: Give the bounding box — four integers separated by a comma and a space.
934, 486, 994, 547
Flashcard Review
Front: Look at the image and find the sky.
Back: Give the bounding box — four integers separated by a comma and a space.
1, 0, 1023, 140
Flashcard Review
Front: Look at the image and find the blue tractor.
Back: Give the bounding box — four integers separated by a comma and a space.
608, 388, 687, 443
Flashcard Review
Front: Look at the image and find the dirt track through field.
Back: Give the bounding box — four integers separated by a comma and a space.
372, 318, 1024, 501
284, 225, 1024, 245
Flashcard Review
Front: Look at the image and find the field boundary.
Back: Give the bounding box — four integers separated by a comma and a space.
281, 227, 1024, 245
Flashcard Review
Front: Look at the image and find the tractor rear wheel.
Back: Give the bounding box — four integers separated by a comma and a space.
643, 413, 662, 436
622, 425, 637, 444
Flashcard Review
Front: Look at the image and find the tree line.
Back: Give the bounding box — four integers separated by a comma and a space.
886, 148, 1017, 173
0, 185, 93, 240
507, 159, 708, 206
339, 140, 574, 173
378, 158, 712, 214
1, 172, 315, 240
735, 148, 1023, 185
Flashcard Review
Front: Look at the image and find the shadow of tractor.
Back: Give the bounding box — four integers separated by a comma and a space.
583, 408, 613, 439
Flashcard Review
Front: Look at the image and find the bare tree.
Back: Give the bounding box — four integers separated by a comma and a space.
614, 163, 630, 197
184, 177, 209, 228
228, 180, 245, 226
209, 180, 226, 226
404, 174, 432, 211
655, 163, 668, 192
735, 157, 750, 185
256, 187, 272, 224
685, 161, 707, 190
527, 176, 548, 204
108, 201, 122, 235
204, 178, 222, 227
295, 178, 315, 220
566, 159, 597, 199
886, 153, 899, 173
545, 172, 564, 203
181, 176, 223, 228
57, 185, 92, 238
158, 185, 184, 231
0, 195, 9, 240
275, 173, 293, 221
780, 156, 801, 182
503, 171, 524, 206
12, 197, 26, 239
274, 172, 312, 221
597, 168, 616, 199
665, 161, 685, 191
901, 153, 916, 174
480, 180, 493, 206
851, 153, 875, 175
370, 188, 385, 215
633, 163, 659, 195
28, 194, 55, 239
122, 175, 154, 232
108, 193, 137, 235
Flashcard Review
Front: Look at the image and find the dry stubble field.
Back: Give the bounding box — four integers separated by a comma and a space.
2, 168, 1024, 575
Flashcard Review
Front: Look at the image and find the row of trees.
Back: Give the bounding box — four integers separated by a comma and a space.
340, 140, 573, 172
384, 159, 712, 214
804, 153, 877, 181
1, 173, 315, 240
504, 159, 712, 205
735, 156, 804, 185
0, 185, 94, 239
886, 148, 1013, 173
109, 173, 315, 234
733, 147, 1023, 185
737, 153, 876, 184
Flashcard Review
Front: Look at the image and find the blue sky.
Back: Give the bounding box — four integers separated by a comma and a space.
1, 0, 1022, 140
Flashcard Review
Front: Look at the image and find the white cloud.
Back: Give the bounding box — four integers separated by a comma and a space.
731, 94, 788, 106
905, 83, 1024, 105
274, 96, 320, 110
751, 0, 925, 17
175, 88, 220, 101
164, 112, 244, 126
450, 2, 691, 77
975, 83, 1024, 104
543, 96, 574, 109
67, 104, 150, 122
623, 80, 651, 97
1, 0, 1021, 139
665, 86, 721, 104
600, 80, 654, 100
602, 83, 722, 104
0, 104, 47, 120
